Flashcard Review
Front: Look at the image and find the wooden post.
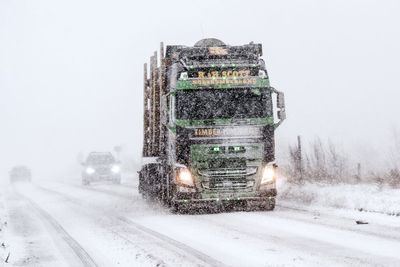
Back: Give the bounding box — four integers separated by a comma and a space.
143, 63, 150, 157
149, 55, 155, 156
159, 42, 166, 156
151, 51, 160, 156
357, 163, 361, 182
159, 42, 165, 92
297, 135, 303, 181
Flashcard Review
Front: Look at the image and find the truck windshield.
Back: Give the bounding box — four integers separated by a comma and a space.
176, 88, 272, 120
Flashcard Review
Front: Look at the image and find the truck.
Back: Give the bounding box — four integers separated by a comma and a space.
139, 38, 286, 213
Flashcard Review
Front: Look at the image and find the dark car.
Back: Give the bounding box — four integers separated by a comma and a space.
9, 166, 32, 183
81, 152, 121, 185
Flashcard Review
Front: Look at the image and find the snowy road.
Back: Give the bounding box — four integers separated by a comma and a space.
2, 178, 400, 267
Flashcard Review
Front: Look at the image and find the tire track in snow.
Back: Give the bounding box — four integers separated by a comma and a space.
117, 216, 228, 267
77, 184, 136, 200
25, 185, 170, 266
36, 182, 400, 266
45, 183, 399, 261
192, 212, 400, 267
117, 183, 136, 189
34, 184, 228, 267
54, 181, 137, 200
16, 192, 98, 267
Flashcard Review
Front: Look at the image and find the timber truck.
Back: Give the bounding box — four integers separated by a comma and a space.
139, 38, 286, 212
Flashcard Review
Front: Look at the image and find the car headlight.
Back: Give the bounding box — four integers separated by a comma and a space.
111, 165, 121, 173
261, 164, 276, 184
177, 168, 194, 187
86, 167, 95, 175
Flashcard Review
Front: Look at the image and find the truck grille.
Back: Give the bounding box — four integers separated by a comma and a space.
208, 177, 249, 191
198, 167, 257, 177
208, 158, 246, 170
199, 167, 257, 191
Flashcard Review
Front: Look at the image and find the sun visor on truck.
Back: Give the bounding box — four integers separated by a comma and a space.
166, 44, 263, 62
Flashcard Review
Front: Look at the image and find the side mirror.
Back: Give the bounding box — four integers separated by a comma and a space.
272, 89, 286, 126
278, 109, 286, 120
277, 91, 285, 109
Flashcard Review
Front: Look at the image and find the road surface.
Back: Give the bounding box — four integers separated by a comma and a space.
1, 177, 400, 267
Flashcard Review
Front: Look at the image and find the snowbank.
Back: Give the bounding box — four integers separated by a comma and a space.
278, 179, 400, 216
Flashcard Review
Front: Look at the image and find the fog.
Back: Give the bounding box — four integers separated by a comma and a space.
1, 0, 399, 180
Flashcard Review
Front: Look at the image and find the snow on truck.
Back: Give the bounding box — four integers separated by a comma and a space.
139, 38, 286, 212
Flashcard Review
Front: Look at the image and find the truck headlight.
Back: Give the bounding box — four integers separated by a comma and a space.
261, 164, 276, 184
177, 168, 194, 187
111, 165, 121, 173
86, 167, 95, 175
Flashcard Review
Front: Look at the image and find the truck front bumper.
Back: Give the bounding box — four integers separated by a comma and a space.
172, 188, 277, 210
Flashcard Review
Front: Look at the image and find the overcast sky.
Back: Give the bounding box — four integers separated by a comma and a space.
1, 0, 399, 179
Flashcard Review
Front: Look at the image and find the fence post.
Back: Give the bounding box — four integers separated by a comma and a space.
297, 135, 303, 182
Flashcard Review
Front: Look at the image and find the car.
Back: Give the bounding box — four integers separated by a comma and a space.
9, 166, 32, 183
81, 152, 121, 185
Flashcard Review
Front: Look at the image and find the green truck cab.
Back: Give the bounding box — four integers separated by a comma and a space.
139, 39, 285, 213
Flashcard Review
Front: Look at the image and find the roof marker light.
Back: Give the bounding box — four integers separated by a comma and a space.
179, 72, 188, 80
258, 70, 267, 78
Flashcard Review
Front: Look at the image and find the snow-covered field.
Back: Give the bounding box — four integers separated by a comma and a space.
279, 179, 400, 216
0, 174, 399, 266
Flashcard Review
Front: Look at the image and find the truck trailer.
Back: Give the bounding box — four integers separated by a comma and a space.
139, 38, 286, 213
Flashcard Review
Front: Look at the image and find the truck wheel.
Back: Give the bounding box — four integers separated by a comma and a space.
140, 189, 151, 200
245, 201, 257, 212
261, 198, 276, 211
82, 179, 90, 186
171, 203, 181, 213
113, 178, 121, 184
171, 203, 189, 214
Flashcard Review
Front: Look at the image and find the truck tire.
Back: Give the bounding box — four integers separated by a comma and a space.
141, 191, 150, 200
171, 202, 190, 214
261, 198, 275, 211
82, 179, 90, 186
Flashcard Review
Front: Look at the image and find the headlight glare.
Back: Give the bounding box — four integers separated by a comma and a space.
111, 165, 121, 173
86, 167, 95, 175
261, 164, 276, 184
177, 168, 194, 187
